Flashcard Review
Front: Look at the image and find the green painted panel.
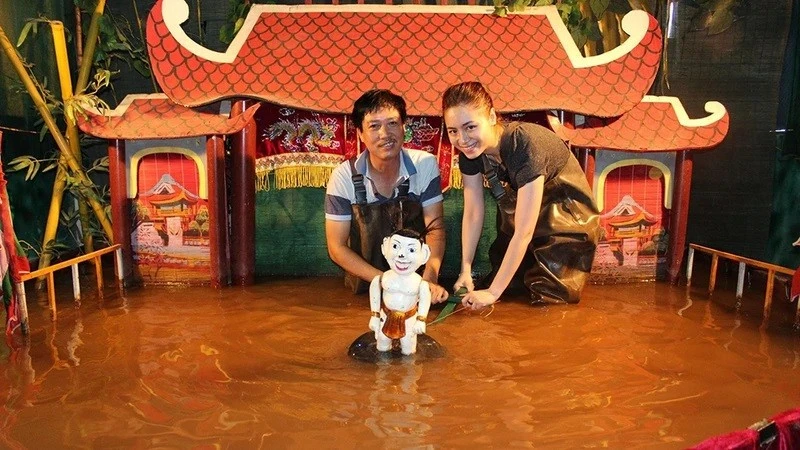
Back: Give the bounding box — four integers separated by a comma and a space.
254, 188, 496, 278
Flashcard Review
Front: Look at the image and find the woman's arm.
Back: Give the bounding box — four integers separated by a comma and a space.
462, 176, 543, 309
454, 173, 485, 291
486, 176, 543, 297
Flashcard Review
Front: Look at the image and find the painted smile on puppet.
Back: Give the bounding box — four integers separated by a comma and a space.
386, 238, 422, 275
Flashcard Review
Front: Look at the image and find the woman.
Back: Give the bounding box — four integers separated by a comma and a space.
443, 81, 600, 309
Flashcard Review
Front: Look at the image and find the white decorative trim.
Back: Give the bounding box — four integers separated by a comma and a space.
641, 96, 727, 128
88, 93, 169, 117
128, 146, 207, 199
594, 158, 673, 212
161, 0, 651, 70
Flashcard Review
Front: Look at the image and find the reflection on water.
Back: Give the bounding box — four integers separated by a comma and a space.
1, 278, 799, 448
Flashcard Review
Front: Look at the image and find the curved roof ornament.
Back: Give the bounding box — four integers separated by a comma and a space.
146, 0, 663, 117
548, 96, 730, 151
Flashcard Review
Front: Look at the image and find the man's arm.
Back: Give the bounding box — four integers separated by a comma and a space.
421, 201, 445, 284
325, 218, 383, 283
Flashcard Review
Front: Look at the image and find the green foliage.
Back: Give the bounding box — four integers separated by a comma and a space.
687, 0, 747, 35
93, 11, 150, 78
220, 0, 252, 45
496, 0, 605, 49
219, 0, 277, 44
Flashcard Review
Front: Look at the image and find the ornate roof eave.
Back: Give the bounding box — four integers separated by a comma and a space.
146, 0, 662, 117
77, 94, 259, 140
549, 96, 730, 151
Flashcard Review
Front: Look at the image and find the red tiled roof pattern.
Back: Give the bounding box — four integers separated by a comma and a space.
548, 99, 730, 151
147, 1, 662, 117
77, 96, 259, 139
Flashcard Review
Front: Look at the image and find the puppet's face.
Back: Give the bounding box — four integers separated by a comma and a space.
381, 234, 430, 275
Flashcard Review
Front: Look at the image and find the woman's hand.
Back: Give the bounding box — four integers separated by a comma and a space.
428, 282, 449, 304
461, 289, 498, 311
453, 272, 474, 293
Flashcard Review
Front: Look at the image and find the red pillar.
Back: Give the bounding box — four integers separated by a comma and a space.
206, 135, 229, 288
668, 150, 693, 284
229, 101, 256, 286
107, 139, 133, 282
578, 148, 595, 187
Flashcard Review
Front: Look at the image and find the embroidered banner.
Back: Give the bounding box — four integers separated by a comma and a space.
253, 104, 454, 192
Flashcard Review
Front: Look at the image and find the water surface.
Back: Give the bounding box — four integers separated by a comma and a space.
1, 277, 798, 448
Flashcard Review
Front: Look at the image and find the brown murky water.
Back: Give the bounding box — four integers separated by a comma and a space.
1, 273, 799, 449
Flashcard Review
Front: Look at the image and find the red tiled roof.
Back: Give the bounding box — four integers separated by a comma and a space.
147, 0, 662, 117
77, 94, 259, 139
548, 96, 729, 151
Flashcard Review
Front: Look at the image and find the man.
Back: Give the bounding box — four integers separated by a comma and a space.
325, 89, 448, 302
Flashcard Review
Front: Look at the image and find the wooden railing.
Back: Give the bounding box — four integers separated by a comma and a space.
686, 243, 798, 323
16, 244, 123, 334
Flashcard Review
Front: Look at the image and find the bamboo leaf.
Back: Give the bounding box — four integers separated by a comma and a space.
233, 18, 245, 34
707, 9, 734, 35
9, 157, 33, 172
585, 20, 602, 41
494, 6, 509, 17
16, 22, 33, 47
42, 161, 58, 173
24, 160, 39, 181
571, 27, 587, 48
590, 0, 610, 18
535, 0, 553, 5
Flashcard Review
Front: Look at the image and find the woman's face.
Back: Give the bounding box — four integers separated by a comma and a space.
444, 104, 496, 160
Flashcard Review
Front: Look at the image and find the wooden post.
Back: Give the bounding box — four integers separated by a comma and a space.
108, 139, 132, 282
71, 264, 80, 301
708, 254, 718, 295
230, 101, 256, 286
686, 246, 695, 285
735, 262, 746, 299
47, 273, 56, 320
580, 148, 595, 187
763, 270, 776, 323
207, 135, 229, 288
668, 150, 693, 284
16, 282, 28, 334
94, 255, 104, 295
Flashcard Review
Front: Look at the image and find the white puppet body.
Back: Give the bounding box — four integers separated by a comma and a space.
369, 233, 432, 355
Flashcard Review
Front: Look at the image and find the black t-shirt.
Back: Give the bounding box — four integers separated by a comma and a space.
458, 121, 570, 190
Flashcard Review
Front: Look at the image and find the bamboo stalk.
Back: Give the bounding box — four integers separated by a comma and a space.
599, 11, 620, 52
578, 0, 597, 56
131, 0, 158, 92
0, 25, 114, 241
37, 22, 94, 283
615, 12, 629, 43
76, 0, 106, 93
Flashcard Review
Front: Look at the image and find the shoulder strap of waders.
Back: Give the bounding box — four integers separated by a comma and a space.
349, 156, 367, 205
481, 154, 506, 201
397, 178, 410, 198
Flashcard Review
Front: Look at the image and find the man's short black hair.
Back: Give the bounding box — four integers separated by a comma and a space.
352, 89, 407, 131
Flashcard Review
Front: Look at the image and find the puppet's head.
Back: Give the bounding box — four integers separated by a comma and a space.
381, 229, 430, 275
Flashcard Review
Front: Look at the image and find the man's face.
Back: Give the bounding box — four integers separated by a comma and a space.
357, 107, 405, 162
382, 234, 429, 276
